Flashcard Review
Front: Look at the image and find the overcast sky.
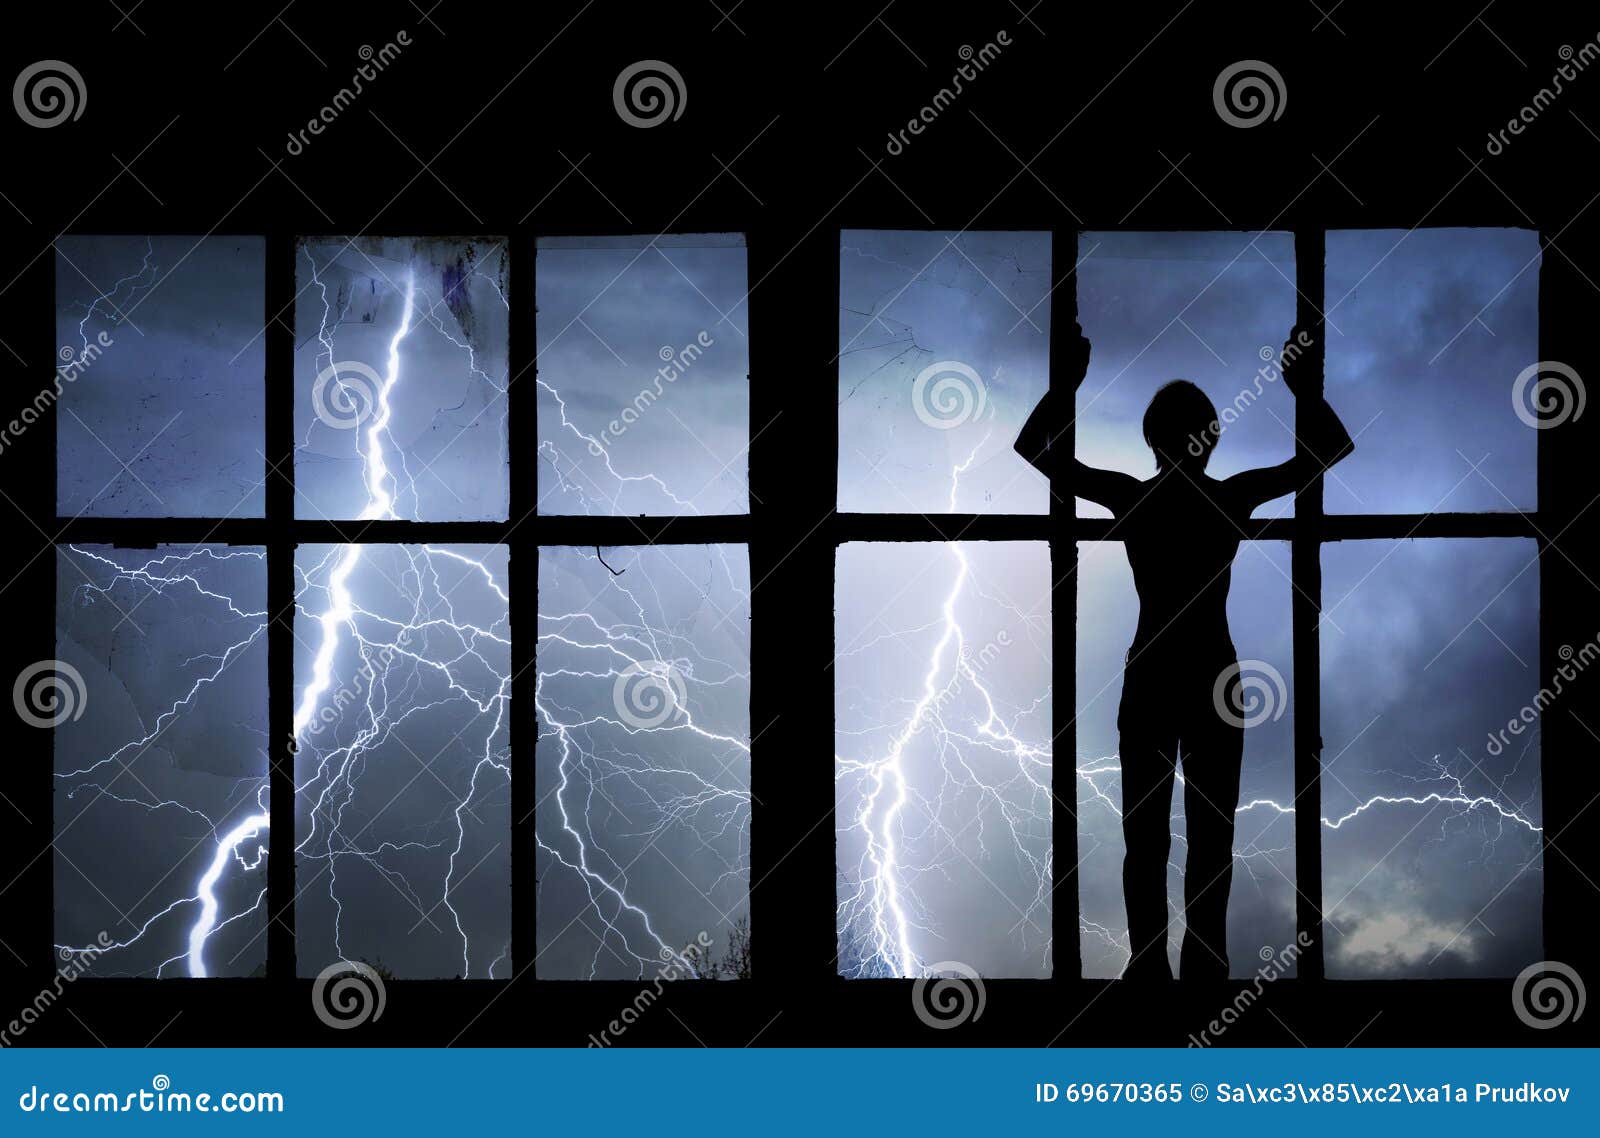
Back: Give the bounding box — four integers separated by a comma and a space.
52, 228, 1543, 982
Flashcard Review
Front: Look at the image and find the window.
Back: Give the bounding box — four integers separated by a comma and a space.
36, 220, 1563, 1040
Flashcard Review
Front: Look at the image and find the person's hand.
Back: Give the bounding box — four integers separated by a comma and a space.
1279, 325, 1319, 398
1065, 322, 1091, 389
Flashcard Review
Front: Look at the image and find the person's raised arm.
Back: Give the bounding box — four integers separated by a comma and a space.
1013, 325, 1141, 515
1225, 327, 1355, 512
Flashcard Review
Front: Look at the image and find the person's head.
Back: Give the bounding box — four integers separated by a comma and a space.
1143, 380, 1219, 471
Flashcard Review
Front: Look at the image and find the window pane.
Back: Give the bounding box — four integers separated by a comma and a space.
836, 541, 1051, 978
294, 237, 509, 521
53, 544, 267, 977
294, 543, 510, 978
1077, 541, 1295, 978
1077, 231, 1298, 519
54, 235, 265, 517
536, 235, 749, 516
536, 545, 750, 978
1322, 539, 1541, 977
839, 231, 1051, 514
1325, 229, 1539, 513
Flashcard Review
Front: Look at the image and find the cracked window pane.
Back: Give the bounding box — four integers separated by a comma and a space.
293, 543, 510, 979
1325, 228, 1539, 514
836, 541, 1052, 978
536, 235, 749, 516
1322, 539, 1541, 977
53, 544, 267, 978
54, 235, 266, 518
1077, 541, 1296, 979
1077, 231, 1297, 520
535, 545, 751, 979
294, 236, 509, 522
838, 231, 1051, 514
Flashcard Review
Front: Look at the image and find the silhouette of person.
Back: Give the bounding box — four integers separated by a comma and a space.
1014, 324, 1353, 980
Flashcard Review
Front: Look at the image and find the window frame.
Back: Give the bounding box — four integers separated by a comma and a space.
37, 221, 1572, 1046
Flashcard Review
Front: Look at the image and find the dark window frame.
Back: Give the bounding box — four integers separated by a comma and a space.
38, 222, 1571, 1046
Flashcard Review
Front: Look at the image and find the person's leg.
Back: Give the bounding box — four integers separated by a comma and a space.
1119, 682, 1179, 981
1177, 699, 1244, 981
